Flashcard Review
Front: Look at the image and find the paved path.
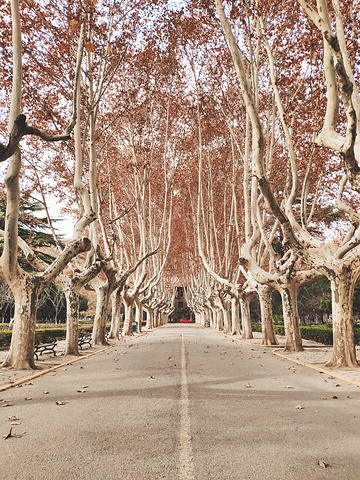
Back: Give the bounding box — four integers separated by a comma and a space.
1, 325, 360, 479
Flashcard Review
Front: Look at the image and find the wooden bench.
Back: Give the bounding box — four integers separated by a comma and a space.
34, 333, 57, 360
78, 332, 92, 350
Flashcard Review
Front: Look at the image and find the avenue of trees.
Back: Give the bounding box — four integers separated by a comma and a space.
1, 0, 360, 369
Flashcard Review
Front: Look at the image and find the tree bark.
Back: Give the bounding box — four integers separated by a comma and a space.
108, 288, 122, 339
92, 283, 110, 345
258, 285, 278, 346
230, 296, 241, 335
240, 294, 253, 339
326, 272, 358, 368
122, 299, 134, 336
64, 285, 80, 355
2, 279, 40, 369
280, 282, 303, 352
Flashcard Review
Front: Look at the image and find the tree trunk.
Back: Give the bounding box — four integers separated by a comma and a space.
230, 296, 241, 335
2, 280, 39, 369
123, 300, 134, 336
145, 308, 153, 329
64, 286, 80, 355
222, 307, 231, 334
92, 283, 110, 345
280, 283, 303, 352
326, 273, 358, 368
135, 301, 142, 333
258, 285, 278, 346
240, 295, 253, 339
216, 309, 223, 331
108, 289, 121, 339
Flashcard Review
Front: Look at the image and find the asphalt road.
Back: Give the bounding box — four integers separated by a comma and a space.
1, 324, 360, 480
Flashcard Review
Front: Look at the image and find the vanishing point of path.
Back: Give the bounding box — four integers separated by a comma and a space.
1, 324, 360, 480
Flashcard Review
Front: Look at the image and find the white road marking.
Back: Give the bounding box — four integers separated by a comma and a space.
178, 335, 195, 479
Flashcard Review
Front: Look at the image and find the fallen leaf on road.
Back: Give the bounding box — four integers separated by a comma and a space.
295, 404, 303, 409
82, 385, 89, 389
335, 383, 341, 387
321, 397, 327, 400
168, 357, 173, 360
347, 395, 353, 399
3, 427, 12, 439
150, 376, 155, 379
285, 386, 294, 389
43, 391, 49, 395
25, 382, 34, 386
328, 376, 335, 379
11, 421, 21, 425
3, 427, 25, 440
317, 459, 329, 468
55, 401, 66, 405
245, 383, 251, 388
332, 395, 338, 399
8, 416, 18, 421
24, 397, 32, 401
77, 390, 87, 394
2, 404, 12, 408
260, 364, 264, 367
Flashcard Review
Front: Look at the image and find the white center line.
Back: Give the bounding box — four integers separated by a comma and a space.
178, 334, 195, 480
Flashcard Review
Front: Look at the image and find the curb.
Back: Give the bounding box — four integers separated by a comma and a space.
217, 331, 360, 388
272, 350, 360, 388
0, 331, 150, 392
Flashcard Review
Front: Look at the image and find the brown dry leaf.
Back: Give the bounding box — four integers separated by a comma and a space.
347, 395, 353, 399
3, 427, 12, 439
11, 421, 21, 426
82, 385, 89, 389
285, 386, 294, 389
150, 376, 155, 379
8, 416, 18, 421
328, 376, 335, 379
295, 404, 304, 409
85, 43, 95, 52
43, 391, 49, 395
245, 383, 251, 388
55, 401, 66, 405
335, 383, 341, 387
25, 382, 34, 386
168, 357, 173, 360
332, 395, 338, 399
77, 390, 87, 394
321, 397, 327, 400
24, 397, 32, 401
317, 459, 329, 468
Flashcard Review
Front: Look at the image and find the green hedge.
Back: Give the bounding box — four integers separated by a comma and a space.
0, 326, 94, 350
251, 323, 360, 345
